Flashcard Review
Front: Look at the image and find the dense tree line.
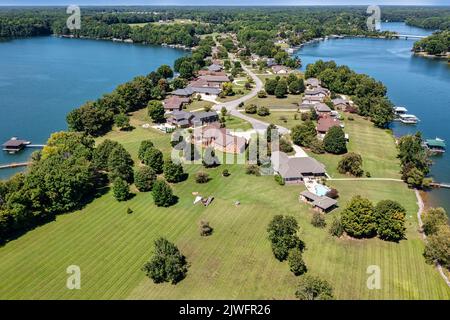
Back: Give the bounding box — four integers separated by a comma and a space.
421, 208, 450, 271
413, 31, 450, 56
305, 60, 394, 128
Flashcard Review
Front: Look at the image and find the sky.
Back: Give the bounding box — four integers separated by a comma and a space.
1, 1, 450, 6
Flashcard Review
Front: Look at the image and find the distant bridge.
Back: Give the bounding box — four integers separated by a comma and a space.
394, 34, 426, 40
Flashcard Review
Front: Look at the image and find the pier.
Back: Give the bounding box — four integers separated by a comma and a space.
394, 34, 426, 40
430, 182, 450, 189
0, 162, 31, 170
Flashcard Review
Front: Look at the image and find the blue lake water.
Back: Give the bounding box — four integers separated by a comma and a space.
297, 23, 450, 213
0, 36, 187, 179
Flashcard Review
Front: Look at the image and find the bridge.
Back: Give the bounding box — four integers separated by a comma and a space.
394, 34, 426, 40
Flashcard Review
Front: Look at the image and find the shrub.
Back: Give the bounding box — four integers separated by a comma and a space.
311, 212, 326, 228
127, 207, 133, 215
195, 171, 210, 184
257, 106, 270, 116
244, 104, 257, 114
134, 166, 156, 192
366, 171, 371, 178
112, 177, 130, 202
274, 174, 285, 185
245, 164, 260, 176
257, 90, 267, 98
325, 188, 339, 199
329, 217, 344, 237
163, 160, 184, 183
199, 220, 213, 236
142, 237, 188, 284
423, 225, 450, 270
301, 113, 310, 121
222, 169, 230, 177
288, 248, 307, 276
422, 207, 448, 236
279, 138, 294, 153
309, 138, 325, 154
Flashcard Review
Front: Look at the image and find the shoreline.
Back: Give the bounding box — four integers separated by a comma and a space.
413, 51, 450, 60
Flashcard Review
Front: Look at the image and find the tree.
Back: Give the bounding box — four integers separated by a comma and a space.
266, 124, 278, 143
156, 64, 173, 79
267, 215, 304, 261
222, 82, 234, 96
291, 121, 316, 147
422, 207, 448, 236
202, 147, 220, 168
264, 78, 278, 95
195, 171, 210, 184
107, 144, 134, 183
112, 177, 130, 201
257, 106, 270, 116
374, 200, 406, 242
221, 106, 228, 117
371, 97, 394, 128
288, 248, 307, 276
295, 275, 334, 300
142, 237, 188, 284
163, 160, 184, 183
179, 61, 194, 79
404, 166, 425, 188
143, 148, 164, 174
274, 79, 288, 98
329, 217, 344, 237
257, 90, 267, 98
323, 126, 347, 154
152, 180, 175, 207
338, 153, 363, 177
245, 164, 260, 176
138, 140, 154, 162
114, 113, 130, 130
279, 137, 294, 153
244, 104, 257, 114
289, 79, 305, 94
134, 166, 156, 192
341, 196, 376, 238
424, 225, 450, 270
311, 212, 326, 228
92, 139, 120, 171
147, 100, 165, 123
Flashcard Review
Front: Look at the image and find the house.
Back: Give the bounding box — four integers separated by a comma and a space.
304, 87, 330, 98
266, 58, 276, 67
316, 116, 341, 136
172, 87, 194, 97
332, 98, 350, 111
299, 191, 337, 213
302, 96, 324, 105
305, 78, 321, 88
163, 95, 190, 111
193, 124, 247, 154
197, 69, 227, 76
314, 103, 332, 116
167, 110, 219, 128
198, 75, 230, 87
271, 65, 289, 74
207, 63, 223, 72
271, 151, 327, 184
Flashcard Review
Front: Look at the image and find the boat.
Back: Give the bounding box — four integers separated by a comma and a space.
394, 106, 408, 115
399, 114, 420, 124
424, 138, 446, 154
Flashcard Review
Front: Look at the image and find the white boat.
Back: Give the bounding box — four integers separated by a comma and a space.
394, 106, 408, 115
399, 114, 420, 124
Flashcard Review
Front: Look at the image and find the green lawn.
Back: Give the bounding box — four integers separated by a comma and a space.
183, 100, 215, 112
244, 110, 303, 129
246, 94, 301, 109
310, 115, 401, 179
0, 112, 448, 300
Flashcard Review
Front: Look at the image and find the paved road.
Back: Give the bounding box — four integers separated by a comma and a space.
213, 64, 289, 135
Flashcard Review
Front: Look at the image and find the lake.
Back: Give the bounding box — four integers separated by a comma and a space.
0, 36, 187, 179
297, 22, 450, 214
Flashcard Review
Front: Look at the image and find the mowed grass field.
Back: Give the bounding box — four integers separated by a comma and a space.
0, 112, 448, 299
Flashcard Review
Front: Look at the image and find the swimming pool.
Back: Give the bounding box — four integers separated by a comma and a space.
315, 184, 330, 197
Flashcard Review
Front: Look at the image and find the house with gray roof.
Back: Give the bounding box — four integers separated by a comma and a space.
332, 98, 350, 111
305, 78, 321, 88
271, 151, 327, 184
207, 64, 223, 72
299, 190, 337, 213
167, 110, 219, 128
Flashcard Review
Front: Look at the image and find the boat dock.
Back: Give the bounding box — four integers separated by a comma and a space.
0, 162, 31, 170
430, 182, 450, 189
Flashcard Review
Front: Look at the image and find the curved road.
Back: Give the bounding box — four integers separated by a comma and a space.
213, 64, 289, 135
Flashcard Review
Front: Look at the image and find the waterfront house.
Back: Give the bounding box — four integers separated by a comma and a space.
193, 124, 247, 154
302, 96, 324, 105
271, 65, 289, 74
304, 87, 330, 98
332, 98, 350, 111
207, 64, 223, 72
316, 116, 341, 137
314, 103, 332, 116
172, 87, 194, 97
167, 110, 219, 128
163, 95, 190, 111
271, 151, 327, 184
299, 190, 337, 213
305, 78, 321, 88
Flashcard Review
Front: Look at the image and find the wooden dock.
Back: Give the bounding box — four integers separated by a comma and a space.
430, 182, 450, 189
0, 162, 30, 170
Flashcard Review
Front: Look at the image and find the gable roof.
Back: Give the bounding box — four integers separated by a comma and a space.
305, 78, 321, 87
312, 196, 337, 210
172, 88, 194, 96
315, 103, 332, 113
271, 152, 326, 179
199, 75, 230, 83
317, 117, 341, 133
